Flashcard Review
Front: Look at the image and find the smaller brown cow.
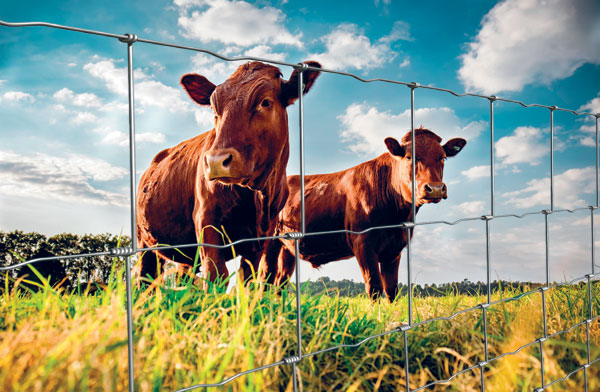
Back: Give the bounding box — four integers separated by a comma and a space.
261, 128, 466, 301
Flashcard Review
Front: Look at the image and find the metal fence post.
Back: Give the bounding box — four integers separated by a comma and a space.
119, 32, 139, 392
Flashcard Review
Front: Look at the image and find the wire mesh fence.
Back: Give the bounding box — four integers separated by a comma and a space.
1, 19, 599, 392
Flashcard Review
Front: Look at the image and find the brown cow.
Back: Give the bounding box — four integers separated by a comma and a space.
136, 61, 321, 286
261, 128, 466, 301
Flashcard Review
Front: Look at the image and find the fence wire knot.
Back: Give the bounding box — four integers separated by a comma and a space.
541, 209, 552, 215
533, 388, 545, 392
479, 303, 490, 309
110, 246, 135, 257
284, 232, 304, 240
477, 361, 488, 369
294, 62, 309, 71
403, 222, 415, 229
539, 286, 549, 292
408, 81, 420, 89
537, 337, 547, 344
488, 95, 497, 102
118, 33, 137, 44
283, 355, 302, 365
481, 215, 493, 221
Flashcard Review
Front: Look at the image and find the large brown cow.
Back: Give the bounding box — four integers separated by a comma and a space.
136, 61, 321, 286
261, 128, 466, 301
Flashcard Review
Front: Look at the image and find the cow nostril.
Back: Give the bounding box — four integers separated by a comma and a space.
222, 154, 233, 167
442, 184, 447, 192
424, 184, 433, 193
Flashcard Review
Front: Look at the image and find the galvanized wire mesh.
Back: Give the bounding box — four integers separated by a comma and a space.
1, 19, 599, 392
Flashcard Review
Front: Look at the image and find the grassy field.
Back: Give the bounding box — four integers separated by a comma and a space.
0, 267, 598, 392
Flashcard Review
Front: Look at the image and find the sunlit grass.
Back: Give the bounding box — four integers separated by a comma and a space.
0, 267, 598, 391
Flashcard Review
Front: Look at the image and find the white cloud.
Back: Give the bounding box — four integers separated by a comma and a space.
83, 59, 131, 96
94, 127, 167, 147
575, 94, 600, 141
0, 150, 128, 207
580, 137, 596, 147
310, 23, 399, 71
194, 108, 215, 128
84, 58, 191, 113
175, 0, 302, 48
191, 53, 242, 82
453, 200, 486, 216
244, 45, 286, 62
53, 87, 103, 108
462, 165, 490, 181
502, 166, 595, 209
2, 91, 35, 103
71, 111, 99, 125
379, 20, 413, 43
458, 0, 600, 95
338, 103, 485, 156
579, 95, 600, 115
399, 58, 410, 68
495, 126, 547, 166
190, 44, 284, 82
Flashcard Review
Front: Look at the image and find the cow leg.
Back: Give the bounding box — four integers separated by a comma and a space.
354, 242, 384, 300
138, 249, 164, 284
274, 246, 296, 287
199, 229, 229, 290
260, 239, 283, 285
380, 255, 401, 302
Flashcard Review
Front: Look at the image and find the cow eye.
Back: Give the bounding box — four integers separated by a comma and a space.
260, 98, 272, 108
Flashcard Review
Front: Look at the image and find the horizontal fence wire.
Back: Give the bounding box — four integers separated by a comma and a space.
3, 206, 597, 271
1, 19, 600, 392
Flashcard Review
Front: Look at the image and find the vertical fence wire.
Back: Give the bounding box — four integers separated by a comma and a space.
539, 338, 546, 389
123, 34, 138, 392
292, 64, 307, 392
544, 211, 550, 287
489, 97, 496, 217
549, 107, 556, 212
595, 114, 600, 207
403, 328, 411, 392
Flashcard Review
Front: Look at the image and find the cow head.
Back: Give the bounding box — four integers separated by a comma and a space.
181, 61, 321, 190
384, 128, 466, 205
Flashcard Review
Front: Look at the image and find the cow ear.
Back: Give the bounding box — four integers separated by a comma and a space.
443, 138, 467, 157
180, 74, 216, 106
385, 137, 406, 157
281, 61, 321, 106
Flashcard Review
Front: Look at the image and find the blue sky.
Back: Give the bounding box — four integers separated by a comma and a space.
1, 0, 599, 285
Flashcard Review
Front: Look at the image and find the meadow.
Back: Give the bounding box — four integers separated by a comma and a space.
0, 265, 598, 392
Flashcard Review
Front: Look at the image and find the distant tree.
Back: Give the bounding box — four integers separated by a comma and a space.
0, 230, 130, 290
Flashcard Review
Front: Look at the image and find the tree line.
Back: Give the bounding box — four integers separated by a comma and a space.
0, 230, 129, 289
301, 277, 542, 297
2, 230, 541, 296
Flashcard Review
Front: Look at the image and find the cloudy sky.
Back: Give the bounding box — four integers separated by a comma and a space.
1, 0, 599, 285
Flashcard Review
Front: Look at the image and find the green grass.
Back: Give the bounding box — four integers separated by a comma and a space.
0, 267, 599, 392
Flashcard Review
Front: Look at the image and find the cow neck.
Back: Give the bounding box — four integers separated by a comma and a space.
378, 153, 414, 213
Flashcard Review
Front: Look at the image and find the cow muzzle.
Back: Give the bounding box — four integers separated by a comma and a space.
423, 182, 447, 203
205, 148, 243, 182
